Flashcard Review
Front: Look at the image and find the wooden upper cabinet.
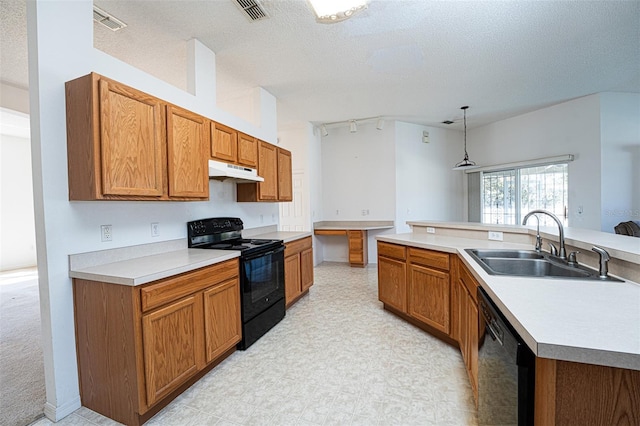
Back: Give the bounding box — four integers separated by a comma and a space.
65, 73, 208, 201
99, 78, 165, 197
277, 148, 293, 201
258, 141, 278, 200
167, 106, 209, 198
210, 122, 237, 163
237, 133, 258, 168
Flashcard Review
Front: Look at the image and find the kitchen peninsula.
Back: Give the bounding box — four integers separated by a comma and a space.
376, 220, 640, 425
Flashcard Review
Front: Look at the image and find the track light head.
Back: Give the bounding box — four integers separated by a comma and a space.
320, 124, 328, 137
376, 118, 384, 130
349, 120, 357, 133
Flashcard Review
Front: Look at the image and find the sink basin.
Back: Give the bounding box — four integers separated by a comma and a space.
464, 248, 623, 281
467, 249, 544, 259
480, 258, 591, 278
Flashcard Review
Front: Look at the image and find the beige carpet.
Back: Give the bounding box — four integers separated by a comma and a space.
0, 268, 45, 426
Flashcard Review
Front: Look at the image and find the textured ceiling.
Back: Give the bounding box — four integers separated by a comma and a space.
2, 0, 639, 129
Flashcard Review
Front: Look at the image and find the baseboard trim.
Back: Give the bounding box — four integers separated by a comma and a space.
44, 396, 81, 422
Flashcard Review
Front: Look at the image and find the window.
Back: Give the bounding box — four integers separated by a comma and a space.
480, 163, 568, 227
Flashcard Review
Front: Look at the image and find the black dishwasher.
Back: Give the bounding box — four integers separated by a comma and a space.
477, 287, 536, 426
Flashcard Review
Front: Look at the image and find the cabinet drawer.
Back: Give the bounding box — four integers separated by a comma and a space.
141, 259, 239, 312
378, 242, 406, 261
408, 248, 450, 271
285, 236, 312, 257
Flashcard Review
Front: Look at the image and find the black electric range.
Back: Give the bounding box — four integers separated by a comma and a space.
187, 217, 282, 256
187, 217, 285, 350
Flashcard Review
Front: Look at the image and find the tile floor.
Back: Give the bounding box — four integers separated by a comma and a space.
31, 262, 477, 426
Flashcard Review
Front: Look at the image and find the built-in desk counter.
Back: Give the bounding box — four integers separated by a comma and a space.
313, 221, 394, 267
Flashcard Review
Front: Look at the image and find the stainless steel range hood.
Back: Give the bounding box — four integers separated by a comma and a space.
208, 159, 264, 183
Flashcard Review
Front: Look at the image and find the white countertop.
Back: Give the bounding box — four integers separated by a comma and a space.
251, 231, 312, 243
69, 249, 240, 286
314, 220, 394, 231
376, 232, 640, 371
68, 231, 312, 286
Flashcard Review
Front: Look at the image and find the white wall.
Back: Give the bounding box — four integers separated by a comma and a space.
470, 95, 602, 230
395, 122, 464, 233
600, 92, 640, 233
0, 132, 36, 270
320, 121, 396, 262
26, 0, 279, 420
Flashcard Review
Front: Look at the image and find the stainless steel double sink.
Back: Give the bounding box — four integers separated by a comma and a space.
465, 249, 623, 281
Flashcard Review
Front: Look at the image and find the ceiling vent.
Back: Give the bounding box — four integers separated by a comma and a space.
93, 5, 127, 31
233, 0, 269, 21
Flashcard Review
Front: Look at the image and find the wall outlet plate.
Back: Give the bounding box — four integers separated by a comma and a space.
151, 222, 160, 237
101, 224, 112, 242
488, 231, 504, 241
426, 227, 435, 234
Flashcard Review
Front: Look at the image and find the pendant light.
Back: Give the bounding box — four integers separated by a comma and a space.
453, 106, 480, 171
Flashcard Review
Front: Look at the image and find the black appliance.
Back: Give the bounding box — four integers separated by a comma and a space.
477, 287, 536, 426
187, 217, 285, 350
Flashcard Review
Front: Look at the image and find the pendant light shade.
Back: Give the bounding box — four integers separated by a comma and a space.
453, 106, 480, 171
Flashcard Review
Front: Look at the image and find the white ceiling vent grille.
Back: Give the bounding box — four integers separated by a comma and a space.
93, 5, 127, 31
233, 0, 269, 21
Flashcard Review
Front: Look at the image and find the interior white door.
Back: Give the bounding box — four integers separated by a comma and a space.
279, 171, 307, 231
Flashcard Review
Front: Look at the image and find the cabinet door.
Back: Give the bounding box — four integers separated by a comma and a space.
300, 248, 314, 292
284, 253, 301, 306
203, 278, 241, 363
142, 294, 204, 406
408, 264, 450, 334
466, 296, 479, 403
257, 141, 278, 200
237, 133, 258, 168
167, 106, 209, 198
378, 256, 407, 312
277, 148, 293, 201
99, 78, 165, 197
210, 122, 237, 163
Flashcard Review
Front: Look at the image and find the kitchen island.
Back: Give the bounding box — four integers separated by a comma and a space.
377, 221, 640, 425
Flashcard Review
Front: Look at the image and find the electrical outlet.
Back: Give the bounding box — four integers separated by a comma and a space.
151, 222, 160, 237
260, 214, 264, 223
101, 225, 112, 242
336, 209, 339, 216
426, 227, 435, 234
488, 231, 504, 241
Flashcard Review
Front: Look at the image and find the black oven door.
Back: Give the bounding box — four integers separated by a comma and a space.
240, 245, 285, 322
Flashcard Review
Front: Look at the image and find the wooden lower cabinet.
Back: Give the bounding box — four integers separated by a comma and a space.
142, 295, 204, 406
378, 256, 407, 312
73, 259, 240, 426
347, 230, 368, 267
455, 258, 479, 404
284, 236, 314, 308
408, 264, 450, 334
535, 358, 640, 425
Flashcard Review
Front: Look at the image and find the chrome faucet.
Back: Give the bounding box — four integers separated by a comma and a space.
522, 209, 567, 260
591, 246, 611, 279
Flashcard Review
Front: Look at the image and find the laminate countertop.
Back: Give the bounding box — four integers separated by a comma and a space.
69, 231, 312, 286
313, 220, 394, 231
376, 232, 640, 372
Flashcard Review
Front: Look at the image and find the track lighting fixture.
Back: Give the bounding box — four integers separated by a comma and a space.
376, 118, 384, 130
320, 124, 328, 137
349, 120, 357, 133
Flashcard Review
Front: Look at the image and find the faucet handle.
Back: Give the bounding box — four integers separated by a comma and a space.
549, 242, 558, 256
591, 246, 610, 279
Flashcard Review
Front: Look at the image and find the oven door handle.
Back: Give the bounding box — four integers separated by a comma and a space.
242, 245, 285, 261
